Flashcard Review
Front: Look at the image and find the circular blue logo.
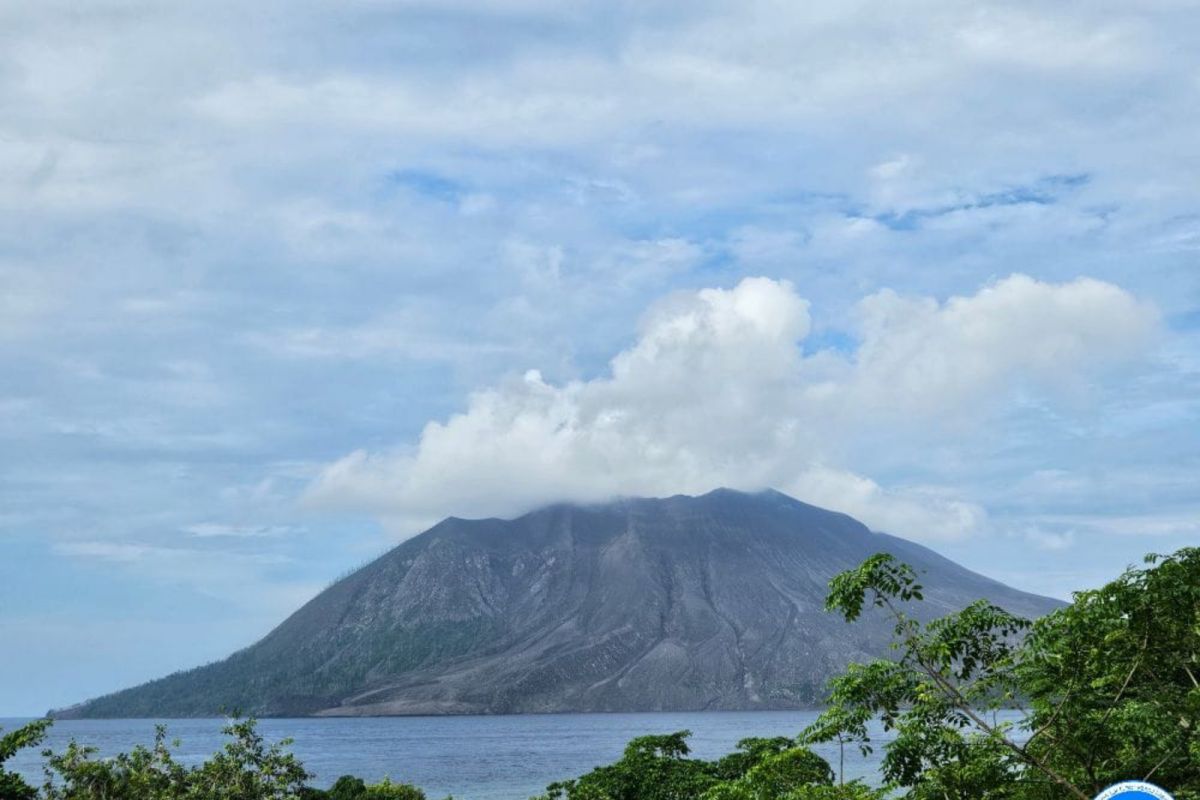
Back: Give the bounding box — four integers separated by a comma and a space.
1094, 781, 1175, 800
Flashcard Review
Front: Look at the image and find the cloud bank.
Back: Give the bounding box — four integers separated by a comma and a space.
3, 0, 1197, 715
307, 274, 1157, 540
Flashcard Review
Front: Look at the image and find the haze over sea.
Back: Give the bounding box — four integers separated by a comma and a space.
0, 711, 927, 799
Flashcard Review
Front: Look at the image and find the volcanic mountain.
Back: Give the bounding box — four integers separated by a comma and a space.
57, 489, 1061, 718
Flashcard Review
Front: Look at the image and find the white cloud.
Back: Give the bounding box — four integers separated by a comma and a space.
784, 466, 988, 543
54, 541, 158, 564
1023, 527, 1076, 552
953, 8, 1148, 73
251, 317, 516, 362
183, 523, 293, 538
51, 539, 310, 611
848, 274, 1159, 418
1033, 512, 1200, 539
2, 0, 1197, 716
306, 274, 1157, 542
53, 539, 288, 567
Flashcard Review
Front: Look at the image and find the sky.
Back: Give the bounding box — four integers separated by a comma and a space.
1, 0, 1198, 716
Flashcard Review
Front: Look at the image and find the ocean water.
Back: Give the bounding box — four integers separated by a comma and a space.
0, 711, 897, 799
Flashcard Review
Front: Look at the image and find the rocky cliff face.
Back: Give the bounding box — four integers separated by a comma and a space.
58, 489, 1061, 717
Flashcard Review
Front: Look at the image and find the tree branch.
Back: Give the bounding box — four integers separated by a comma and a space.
877, 595, 1091, 800
1023, 678, 1074, 752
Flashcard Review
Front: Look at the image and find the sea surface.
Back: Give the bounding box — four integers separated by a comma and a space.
0, 711, 923, 799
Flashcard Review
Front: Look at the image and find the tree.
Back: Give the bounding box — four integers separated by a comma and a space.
711, 738, 794, 781
325, 776, 368, 800
539, 731, 718, 800
0, 719, 50, 800
40, 717, 308, 800
362, 778, 425, 800
301, 774, 427, 800
537, 730, 847, 800
40, 724, 190, 800
1017, 547, 1200, 799
188, 717, 311, 800
802, 549, 1200, 800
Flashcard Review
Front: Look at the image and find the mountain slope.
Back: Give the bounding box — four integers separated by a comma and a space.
57, 489, 1062, 717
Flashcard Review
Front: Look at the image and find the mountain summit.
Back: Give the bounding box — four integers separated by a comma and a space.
58, 489, 1061, 718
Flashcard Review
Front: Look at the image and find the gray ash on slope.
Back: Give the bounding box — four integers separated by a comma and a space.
57, 489, 1061, 718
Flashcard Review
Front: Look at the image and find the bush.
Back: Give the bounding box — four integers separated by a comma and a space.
538, 731, 838, 800
327, 775, 368, 800
303, 775, 426, 800
363, 778, 425, 800
39, 717, 308, 800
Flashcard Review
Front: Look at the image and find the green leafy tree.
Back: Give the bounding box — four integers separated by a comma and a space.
803, 553, 1052, 798
362, 778, 425, 800
1, 719, 50, 800
40, 717, 309, 800
40, 725, 190, 800
740, 748, 834, 797
711, 738, 794, 781
326, 776, 368, 800
1017, 547, 1200, 798
188, 718, 311, 800
702, 747, 838, 800
539, 731, 718, 800
781, 786, 887, 800
539, 731, 839, 800
803, 549, 1200, 800
302, 775, 426, 800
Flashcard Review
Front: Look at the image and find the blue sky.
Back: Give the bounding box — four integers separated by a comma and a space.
1, 0, 1198, 716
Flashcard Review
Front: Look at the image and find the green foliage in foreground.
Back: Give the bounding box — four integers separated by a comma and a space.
804, 547, 1200, 800
1, 720, 51, 800
0, 717, 425, 800
534, 731, 879, 800
2, 546, 1196, 799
